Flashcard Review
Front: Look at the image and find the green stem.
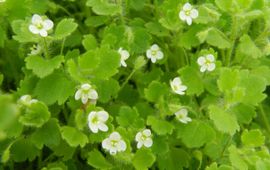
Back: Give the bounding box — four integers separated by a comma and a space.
258, 104, 270, 133
60, 38, 66, 56
119, 0, 126, 24
119, 69, 136, 91
43, 38, 49, 59
225, 16, 238, 66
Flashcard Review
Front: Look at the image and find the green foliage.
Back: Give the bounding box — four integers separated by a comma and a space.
1, 0, 270, 169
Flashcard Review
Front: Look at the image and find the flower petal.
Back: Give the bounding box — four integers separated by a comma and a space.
207, 63, 216, 71
144, 138, 153, 148
179, 11, 187, 21
200, 65, 207, 72
75, 89, 82, 100
89, 123, 99, 133
98, 123, 108, 132
32, 14, 42, 24
183, 3, 192, 11
98, 111, 109, 121
81, 83, 91, 90
197, 56, 206, 65
137, 142, 143, 149
117, 140, 126, 151
43, 19, 54, 30
151, 57, 157, 63
186, 17, 192, 25
110, 132, 121, 140
81, 95, 88, 104
190, 9, 199, 19
156, 51, 164, 60
88, 89, 98, 100
39, 29, 48, 37
143, 129, 151, 137
151, 44, 159, 51
29, 25, 39, 34
146, 50, 152, 59
135, 132, 142, 142
102, 138, 110, 150
206, 54, 215, 62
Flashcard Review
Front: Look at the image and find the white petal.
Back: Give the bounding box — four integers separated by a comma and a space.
75, 89, 82, 100
175, 90, 185, 95
81, 95, 88, 104
179, 108, 188, 116
151, 57, 157, 63
43, 19, 54, 30
29, 25, 39, 34
146, 50, 152, 59
120, 60, 127, 67
143, 129, 151, 137
81, 83, 91, 90
109, 148, 117, 155
98, 123, 108, 132
88, 111, 97, 121
197, 56, 206, 66
88, 89, 98, 100
117, 140, 126, 151
121, 50, 130, 60
206, 54, 215, 62
200, 65, 207, 72
110, 132, 121, 140
179, 85, 187, 91
151, 44, 159, 51
179, 11, 187, 21
183, 3, 192, 11
32, 14, 42, 24
173, 77, 181, 85
89, 123, 99, 133
144, 138, 153, 148
98, 111, 109, 121
102, 138, 110, 150
39, 29, 48, 37
186, 17, 192, 25
190, 9, 199, 19
135, 132, 142, 142
30, 99, 38, 104
137, 142, 143, 149
207, 63, 216, 71
156, 51, 164, 60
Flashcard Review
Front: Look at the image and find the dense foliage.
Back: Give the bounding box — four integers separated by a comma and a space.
1, 0, 270, 169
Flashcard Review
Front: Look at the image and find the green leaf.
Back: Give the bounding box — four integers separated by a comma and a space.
116, 106, 144, 129
209, 105, 239, 135
31, 119, 61, 149
82, 34, 97, 50
228, 145, 248, 170
87, 149, 112, 169
86, 0, 121, 16
217, 68, 239, 93
147, 116, 174, 135
34, 71, 76, 105
10, 138, 39, 162
179, 25, 203, 49
19, 102, 51, 128
215, 0, 233, 12
176, 120, 215, 148
178, 66, 204, 96
54, 18, 78, 39
25, 55, 64, 78
229, 104, 256, 124
129, 27, 151, 54
144, 81, 168, 102
196, 4, 221, 24
12, 20, 38, 43
197, 28, 231, 49
237, 34, 262, 59
60, 126, 88, 147
241, 129, 265, 147
78, 46, 120, 80
206, 162, 234, 170
132, 149, 156, 170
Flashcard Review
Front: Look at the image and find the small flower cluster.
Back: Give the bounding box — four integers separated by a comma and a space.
18, 95, 38, 106
29, 14, 54, 37
75, 83, 98, 104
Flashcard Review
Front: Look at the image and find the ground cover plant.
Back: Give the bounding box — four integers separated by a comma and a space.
1, 0, 270, 169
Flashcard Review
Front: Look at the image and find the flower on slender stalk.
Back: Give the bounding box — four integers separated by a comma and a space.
18, 95, 38, 106
135, 129, 153, 149
88, 111, 109, 133
118, 47, 130, 67
197, 54, 216, 72
170, 77, 187, 95
179, 3, 199, 25
75, 83, 98, 104
102, 132, 127, 155
146, 44, 164, 63
175, 108, 192, 124
29, 14, 54, 37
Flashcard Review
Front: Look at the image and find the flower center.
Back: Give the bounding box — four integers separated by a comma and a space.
91, 116, 99, 124
151, 50, 158, 56
205, 59, 212, 65
185, 10, 191, 16
36, 22, 44, 29
173, 85, 179, 91
177, 114, 184, 119
110, 140, 118, 147
141, 134, 147, 141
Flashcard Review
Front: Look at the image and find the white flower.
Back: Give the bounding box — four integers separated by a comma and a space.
170, 77, 187, 95
29, 44, 41, 56
179, 3, 199, 25
88, 111, 109, 133
146, 44, 164, 63
75, 83, 98, 104
102, 132, 127, 155
29, 14, 54, 37
135, 129, 153, 149
18, 95, 38, 106
118, 47, 130, 67
175, 108, 192, 124
197, 54, 216, 72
